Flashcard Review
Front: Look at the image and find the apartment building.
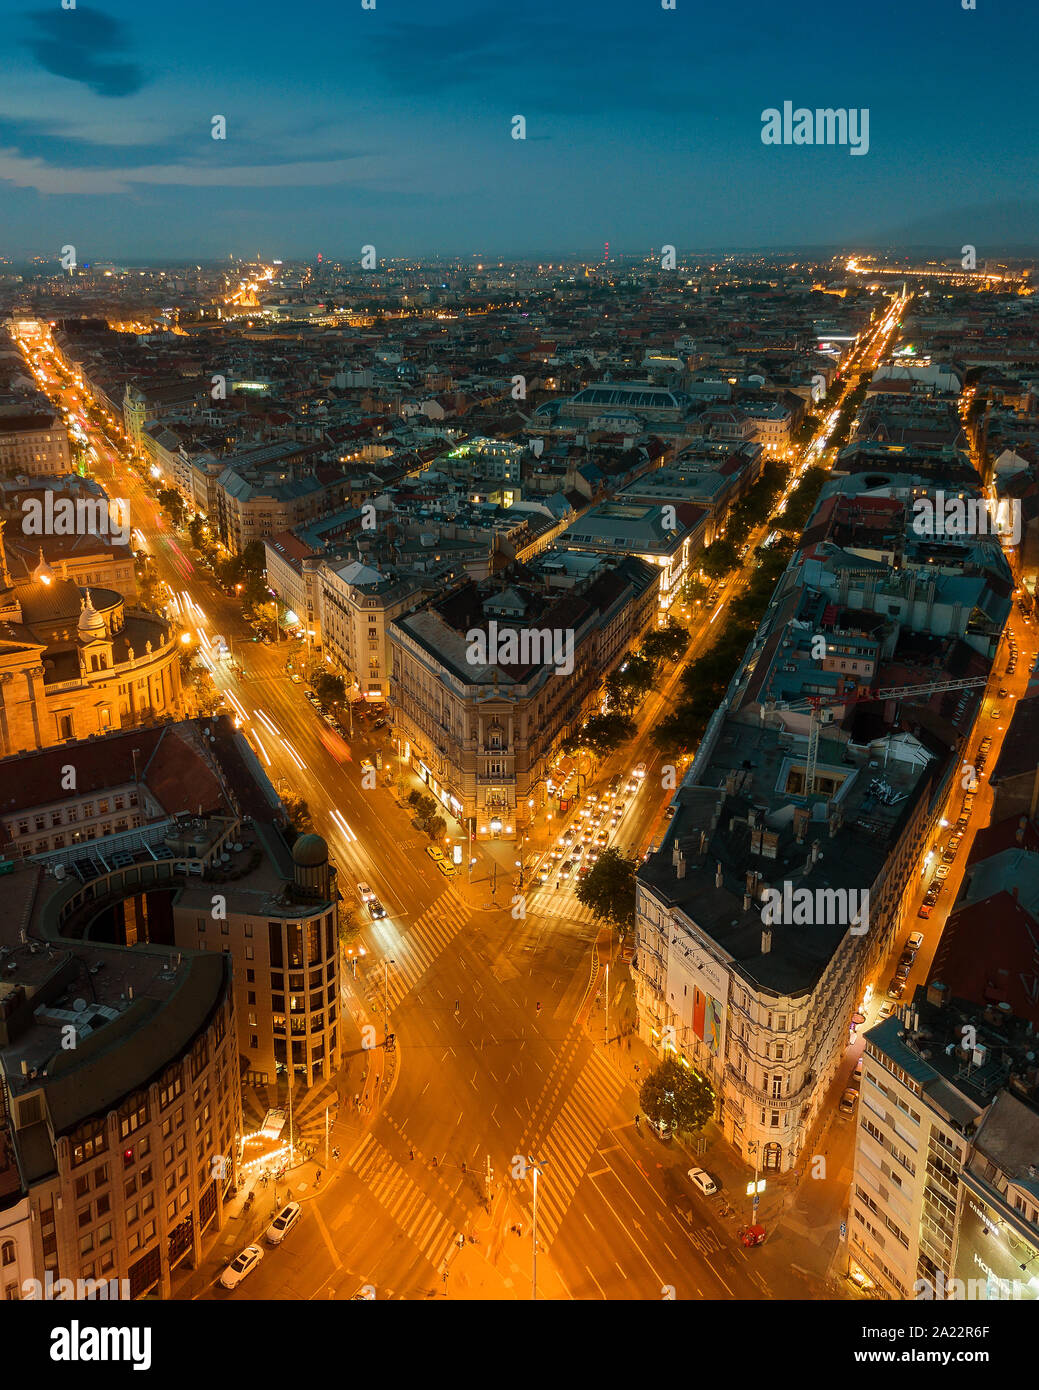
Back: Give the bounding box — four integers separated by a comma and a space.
0, 719, 343, 1093
851, 987, 1039, 1301
390, 555, 658, 836
318, 560, 421, 701
0, 412, 71, 476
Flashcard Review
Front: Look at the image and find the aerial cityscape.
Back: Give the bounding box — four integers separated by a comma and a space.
1, 0, 1037, 1359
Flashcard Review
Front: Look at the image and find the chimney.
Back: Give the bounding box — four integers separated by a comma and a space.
748, 808, 758, 831
715, 861, 723, 889
676, 850, 687, 880
743, 892, 752, 910
810, 839, 821, 864
761, 928, 772, 955
926, 980, 947, 1010
793, 807, 809, 843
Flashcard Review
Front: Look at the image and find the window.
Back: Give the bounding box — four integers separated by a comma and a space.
1, 1242, 16, 1267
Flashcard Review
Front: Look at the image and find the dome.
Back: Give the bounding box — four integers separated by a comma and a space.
291, 833, 328, 867
77, 590, 106, 641
33, 546, 54, 584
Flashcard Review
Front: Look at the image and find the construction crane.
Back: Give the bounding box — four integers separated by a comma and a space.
765, 676, 990, 799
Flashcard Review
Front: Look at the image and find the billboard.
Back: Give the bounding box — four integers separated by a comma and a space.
950, 1184, 1039, 1301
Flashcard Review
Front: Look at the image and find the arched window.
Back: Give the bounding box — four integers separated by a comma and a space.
1, 1241, 15, 1266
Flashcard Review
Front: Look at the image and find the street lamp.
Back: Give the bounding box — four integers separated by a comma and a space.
526, 1155, 548, 1301
383, 958, 395, 1048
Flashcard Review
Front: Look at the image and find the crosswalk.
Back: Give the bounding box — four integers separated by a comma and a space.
525, 886, 597, 927
341, 1131, 457, 1271
381, 888, 472, 1010
519, 1048, 625, 1246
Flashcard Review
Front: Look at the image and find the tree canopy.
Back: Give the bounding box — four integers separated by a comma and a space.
575, 846, 637, 929
639, 1055, 715, 1134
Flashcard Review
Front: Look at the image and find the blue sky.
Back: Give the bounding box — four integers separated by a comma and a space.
1, 0, 1036, 261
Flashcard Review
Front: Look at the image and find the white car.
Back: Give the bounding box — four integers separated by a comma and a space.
687, 1166, 718, 1196
357, 882, 376, 903
633, 762, 647, 779
219, 1243, 264, 1289
906, 931, 924, 953
265, 1201, 302, 1246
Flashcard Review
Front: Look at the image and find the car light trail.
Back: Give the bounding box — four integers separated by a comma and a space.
254, 709, 280, 738
284, 741, 306, 771
330, 809, 357, 842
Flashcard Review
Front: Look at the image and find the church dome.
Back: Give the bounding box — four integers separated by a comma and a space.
33, 547, 54, 585
77, 590, 106, 641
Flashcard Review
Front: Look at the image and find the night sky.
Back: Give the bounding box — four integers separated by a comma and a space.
1, 0, 1036, 261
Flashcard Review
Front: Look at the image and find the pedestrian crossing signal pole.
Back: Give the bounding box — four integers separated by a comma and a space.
528, 1154, 547, 1301
485, 1154, 493, 1207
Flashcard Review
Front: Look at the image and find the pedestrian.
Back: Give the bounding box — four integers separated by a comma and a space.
332, 1146, 340, 1161
353, 1093, 360, 1108
634, 1062, 640, 1073
634, 1114, 640, 1129
286, 1188, 292, 1201
316, 1169, 322, 1185
409, 1147, 415, 1160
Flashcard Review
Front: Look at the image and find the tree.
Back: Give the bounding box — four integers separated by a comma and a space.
313, 672, 346, 706
241, 540, 267, 574
575, 847, 637, 928
566, 711, 635, 758
700, 539, 739, 579
641, 620, 688, 666
157, 488, 185, 527
639, 1055, 715, 1135
281, 793, 313, 835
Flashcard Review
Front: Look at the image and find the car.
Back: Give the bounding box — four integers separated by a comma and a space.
614, 801, 628, 817
305, 690, 318, 703
373, 717, 386, 729
608, 775, 623, 795
264, 1202, 301, 1246
633, 762, 647, 780
360, 759, 375, 776
687, 1166, 718, 1196
437, 858, 457, 877
561, 828, 576, 845
219, 1244, 264, 1290
646, 1116, 672, 1141
586, 847, 600, 863
887, 978, 906, 1000
917, 902, 933, 919
536, 865, 550, 884
853, 1057, 863, 1081
998, 688, 1009, 699
367, 899, 387, 919
878, 1000, 894, 1020
290, 673, 302, 684
990, 707, 1001, 718
357, 881, 375, 903
426, 846, 445, 863
895, 961, 912, 981
907, 931, 925, 952
839, 1088, 858, 1117
558, 858, 575, 879
935, 863, 950, 880
595, 831, 608, 846
578, 864, 590, 878
898, 949, 915, 969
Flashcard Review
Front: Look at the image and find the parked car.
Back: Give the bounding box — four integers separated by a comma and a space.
839, 1088, 858, 1116
878, 1001, 894, 1020
360, 759, 375, 776
998, 688, 1009, 699
437, 859, 457, 877
853, 1056, 863, 1081
917, 901, 933, 919
219, 1244, 264, 1290
646, 1116, 673, 1141
907, 931, 925, 952
290, 673, 302, 684
887, 978, 906, 1000
265, 1202, 301, 1246
373, 717, 386, 730
304, 690, 318, 704
426, 846, 445, 863
898, 949, 915, 969
687, 1166, 718, 1196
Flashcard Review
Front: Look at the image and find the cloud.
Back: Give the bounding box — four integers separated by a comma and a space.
0, 147, 373, 196
23, 6, 146, 98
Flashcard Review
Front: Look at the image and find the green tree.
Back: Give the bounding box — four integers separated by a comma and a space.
575, 846, 637, 929
639, 1056, 715, 1135
241, 540, 267, 574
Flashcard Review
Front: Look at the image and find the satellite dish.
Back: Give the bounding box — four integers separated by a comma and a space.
73, 998, 87, 1013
